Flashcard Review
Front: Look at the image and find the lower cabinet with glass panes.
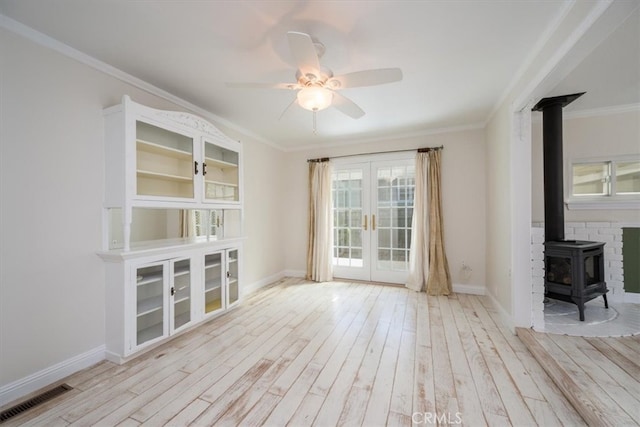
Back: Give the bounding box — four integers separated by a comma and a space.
203, 248, 239, 317
100, 215, 242, 363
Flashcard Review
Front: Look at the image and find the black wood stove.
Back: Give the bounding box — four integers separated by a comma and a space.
544, 240, 607, 321
533, 93, 608, 321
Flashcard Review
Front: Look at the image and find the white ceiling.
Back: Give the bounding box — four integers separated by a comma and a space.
1, 1, 637, 149
551, 5, 640, 113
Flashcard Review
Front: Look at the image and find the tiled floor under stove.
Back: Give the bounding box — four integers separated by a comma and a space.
541, 297, 640, 336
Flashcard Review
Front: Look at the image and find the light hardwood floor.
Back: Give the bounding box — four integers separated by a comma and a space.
5, 278, 587, 426
518, 328, 640, 426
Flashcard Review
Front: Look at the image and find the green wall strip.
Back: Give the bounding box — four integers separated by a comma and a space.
622, 228, 640, 294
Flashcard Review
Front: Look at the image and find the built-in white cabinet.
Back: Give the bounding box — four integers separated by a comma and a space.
100, 96, 244, 363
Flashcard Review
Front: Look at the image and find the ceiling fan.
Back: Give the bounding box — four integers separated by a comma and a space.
227, 31, 403, 125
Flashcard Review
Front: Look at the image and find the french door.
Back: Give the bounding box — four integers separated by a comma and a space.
332, 157, 415, 284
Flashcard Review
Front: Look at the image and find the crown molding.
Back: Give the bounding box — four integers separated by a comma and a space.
531, 103, 640, 122
284, 122, 485, 153
564, 103, 640, 119
0, 13, 286, 152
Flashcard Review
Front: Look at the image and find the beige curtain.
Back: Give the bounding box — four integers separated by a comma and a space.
306, 161, 333, 282
406, 153, 429, 291
180, 210, 196, 238
406, 150, 452, 295
425, 150, 451, 295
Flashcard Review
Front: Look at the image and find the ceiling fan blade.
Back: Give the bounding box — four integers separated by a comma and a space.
331, 92, 365, 119
287, 31, 321, 76
278, 98, 298, 121
226, 82, 300, 90
329, 68, 403, 89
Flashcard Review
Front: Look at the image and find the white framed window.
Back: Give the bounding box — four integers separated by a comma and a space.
567, 155, 640, 209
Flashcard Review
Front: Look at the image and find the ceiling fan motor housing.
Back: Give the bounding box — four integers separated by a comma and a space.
296, 67, 334, 87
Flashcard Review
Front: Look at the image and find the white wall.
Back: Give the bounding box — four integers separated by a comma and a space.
283, 129, 487, 290
484, 109, 513, 310
532, 109, 640, 223
0, 27, 285, 393
217, 125, 286, 287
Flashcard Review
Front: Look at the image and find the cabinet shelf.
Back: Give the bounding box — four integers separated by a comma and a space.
173, 266, 190, 277
205, 179, 238, 188
174, 285, 190, 303
205, 298, 222, 313
205, 157, 238, 170
174, 294, 190, 305
205, 262, 221, 269
137, 295, 163, 316
137, 272, 163, 286
205, 279, 222, 292
137, 169, 192, 183
137, 139, 192, 160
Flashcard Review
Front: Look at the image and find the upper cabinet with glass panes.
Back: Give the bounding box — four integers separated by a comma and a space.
104, 95, 242, 208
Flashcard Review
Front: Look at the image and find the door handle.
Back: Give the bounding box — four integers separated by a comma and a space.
363, 215, 368, 231
372, 214, 376, 231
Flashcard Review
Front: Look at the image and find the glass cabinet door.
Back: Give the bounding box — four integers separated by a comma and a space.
136, 121, 195, 199
204, 252, 223, 315
227, 249, 239, 306
203, 139, 239, 202
135, 263, 166, 346
171, 258, 191, 331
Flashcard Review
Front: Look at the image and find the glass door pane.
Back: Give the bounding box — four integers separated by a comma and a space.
331, 158, 414, 284
136, 121, 195, 199
172, 259, 191, 331
372, 161, 415, 283
203, 140, 239, 202
204, 252, 223, 314
135, 263, 165, 346
227, 250, 239, 306
332, 165, 371, 281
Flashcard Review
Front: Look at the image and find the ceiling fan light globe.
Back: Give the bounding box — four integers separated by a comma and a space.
297, 86, 333, 112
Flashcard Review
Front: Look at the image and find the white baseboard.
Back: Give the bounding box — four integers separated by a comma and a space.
486, 291, 516, 334
453, 283, 486, 295
242, 271, 287, 296
0, 345, 105, 407
0, 271, 306, 408
283, 269, 305, 278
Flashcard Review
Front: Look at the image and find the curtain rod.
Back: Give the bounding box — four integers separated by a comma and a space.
307, 146, 443, 163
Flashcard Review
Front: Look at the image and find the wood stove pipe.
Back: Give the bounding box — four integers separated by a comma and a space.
532, 92, 585, 242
